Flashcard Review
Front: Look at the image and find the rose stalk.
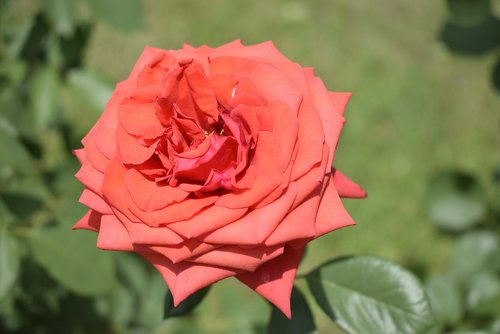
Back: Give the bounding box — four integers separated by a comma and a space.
73, 40, 365, 318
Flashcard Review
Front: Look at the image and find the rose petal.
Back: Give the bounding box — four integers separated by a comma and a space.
308, 75, 347, 168
74, 149, 104, 196
116, 126, 158, 165
118, 101, 165, 139
145, 240, 219, 263
138, 249, 240, 306
124, 168, 189, 211
96, 215, 134, 251
79, 189, 113, 214
113, 209, 184, 246
204, 183, 297, 245
188, 244, 284, 272
332, 169, 367, 199
290, 99, 326, 181
236, 245, 304, 319
168, 205, 248, 238
72, 210, 102, 232
330, 91, 352, 115
314, 176, 356, 237
265, 185, 320, 246
216, 131, 283, 208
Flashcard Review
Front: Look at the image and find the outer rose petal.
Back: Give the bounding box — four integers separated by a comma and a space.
314, 176, 356, 237
138, 249, 241, 306
72, 210, 102, 232
236, 245, 304, 319
96, 215, 134, 251
332, 169, 367, 199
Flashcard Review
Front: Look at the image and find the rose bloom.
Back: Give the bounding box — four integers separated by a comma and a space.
73, 40, 365, 317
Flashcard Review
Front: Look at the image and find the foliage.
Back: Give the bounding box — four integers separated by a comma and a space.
440, 0, 500, 94
424, 169, 500, 333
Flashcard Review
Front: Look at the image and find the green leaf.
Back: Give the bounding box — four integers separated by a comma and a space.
446, 0, 491, 26
138, 273, 167, 326
450, 230, 499, 283
492, 57, 500, 95
307, 256, 435, 334
425, 274, 464, 326
67, 69, 113, 112
466, 272, 500, 317
43, 0, 76, 36
115, 252, 149, 293
84, 0, 144, 30
0, 230, 20, 300
427, 171, 486, 232
0, 199, 15, 227
30, 227, 116, 296
0, 130, 35, 176
440, 16, 500, 56
267, 286, 316, 334
164, 285, 211, 318
30, 66, 60, 131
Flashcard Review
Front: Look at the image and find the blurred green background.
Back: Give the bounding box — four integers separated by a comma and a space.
0, 0, 499, 333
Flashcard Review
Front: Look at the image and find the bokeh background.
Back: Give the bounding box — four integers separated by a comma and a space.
1, 0, 499, 333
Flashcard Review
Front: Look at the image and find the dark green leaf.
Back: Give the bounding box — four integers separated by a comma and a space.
425, 274, 463, 326
267, 286, 316, 334
67, 69, 113, 112
450, 231, 498, 282
10, 14, 51, 61
492, 57, 500, 95
58, 23, 92, 69
0, 230, 20, 299
43, 0, 76, 36
440, 16, 500, 56
30, 227, 116, 296
446, 0, 491, 26
85, 0, 144, 30
0, 131, 35, 176
307, 256, 434, 334
164, 285, 211, 318
427, 171, 486, 232
466, 272, 500, 317
30, 66, 60, 131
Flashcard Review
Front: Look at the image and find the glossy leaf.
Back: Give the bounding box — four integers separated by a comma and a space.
427, 171, 486, 232
30, 227, 116, 296
85, 0, 144, 31
164, 285, 211, 318
30, 67, 59, 131
267, 286, 316, 334
307, 256, 434, 334
450, 231, 499, 283
43, 0, 76, 36
0, 230, 20, 299
425, 274, 463, 326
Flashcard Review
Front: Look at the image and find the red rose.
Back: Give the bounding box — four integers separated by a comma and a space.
73, 40, 365, 317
